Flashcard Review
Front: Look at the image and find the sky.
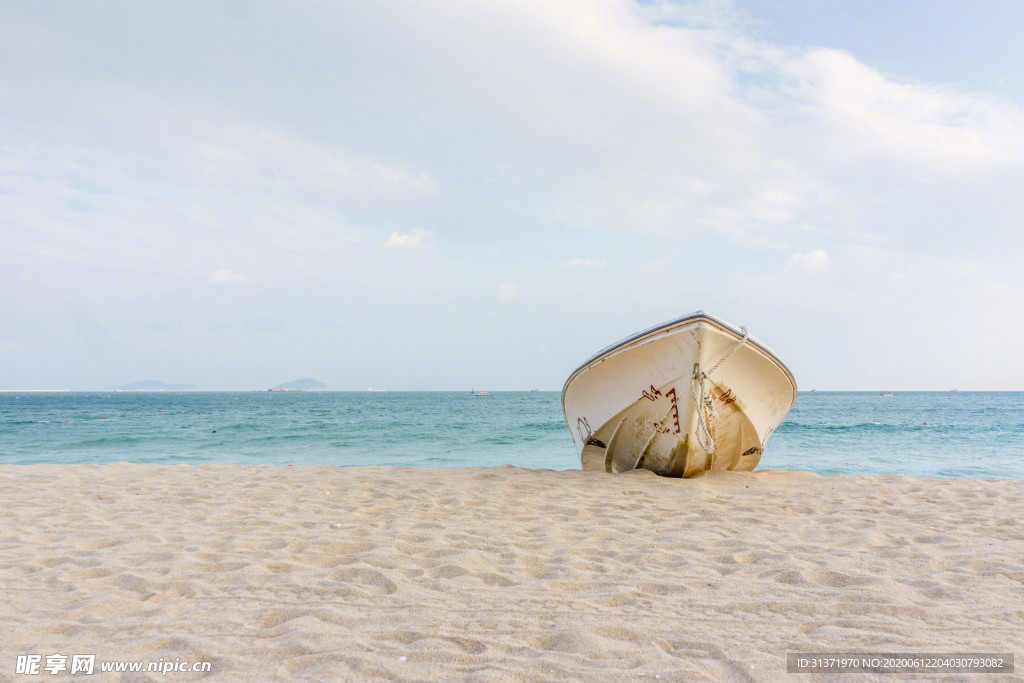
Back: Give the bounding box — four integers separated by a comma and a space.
1, 0, 1022, 391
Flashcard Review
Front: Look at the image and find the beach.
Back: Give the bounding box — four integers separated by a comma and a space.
1, 464, 1021, 680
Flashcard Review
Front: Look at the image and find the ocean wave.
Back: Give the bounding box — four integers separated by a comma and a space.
210, 422, 271, 432
520, 421, 564, 431
777, 421, 962, 433
478, 436, 518, 445
232, 433, 310, 443
59, 436, 149, 448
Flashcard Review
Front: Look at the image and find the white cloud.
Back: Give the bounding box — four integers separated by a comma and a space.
566, 258, 607, 268
383, 228, 435, 251
496, 281, 518, 301
773, 47, 1024, 166
786, 249, 829, 274
209, 269, 252, 285
2, 1, 1024, 391
194, 126, 438, 197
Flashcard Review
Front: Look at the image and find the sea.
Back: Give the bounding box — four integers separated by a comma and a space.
1, 391, 1022, 480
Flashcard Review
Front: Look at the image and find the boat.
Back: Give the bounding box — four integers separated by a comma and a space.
474, 391, 493, 397
561, 311, 796, 477
881, 392, 893, 397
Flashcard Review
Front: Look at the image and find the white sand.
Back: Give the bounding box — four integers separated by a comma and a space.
0, 464, 1021, 680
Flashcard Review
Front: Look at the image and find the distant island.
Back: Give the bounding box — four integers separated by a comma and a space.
105, 380, 198, 391
268, 378, 326, 392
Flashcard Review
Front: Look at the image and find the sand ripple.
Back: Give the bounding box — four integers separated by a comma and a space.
0, 464, 1021, 679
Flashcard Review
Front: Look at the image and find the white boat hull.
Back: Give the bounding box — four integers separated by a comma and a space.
562, 312, 796, 477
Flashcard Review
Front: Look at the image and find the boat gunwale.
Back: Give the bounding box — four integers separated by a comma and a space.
560, 311, 797, 414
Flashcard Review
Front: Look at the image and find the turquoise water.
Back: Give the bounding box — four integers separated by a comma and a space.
0, 392, 1021, 479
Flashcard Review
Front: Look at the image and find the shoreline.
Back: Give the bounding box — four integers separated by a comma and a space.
2, 464, 1021, 679
2, 462, 1021, 483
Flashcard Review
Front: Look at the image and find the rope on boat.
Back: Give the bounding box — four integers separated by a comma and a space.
691, 326, 748, 454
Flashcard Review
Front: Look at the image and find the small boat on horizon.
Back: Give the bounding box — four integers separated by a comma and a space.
881, 392, 894, 397
562, 311, 796, 478
474, 391, 493, 397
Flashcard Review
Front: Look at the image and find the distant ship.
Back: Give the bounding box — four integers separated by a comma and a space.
881, 392, 894, 397
365, 387, 387, 392
474, 391, 493, 397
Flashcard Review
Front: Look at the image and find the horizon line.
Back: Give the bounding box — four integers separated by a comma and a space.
2, 389, 1021, 394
